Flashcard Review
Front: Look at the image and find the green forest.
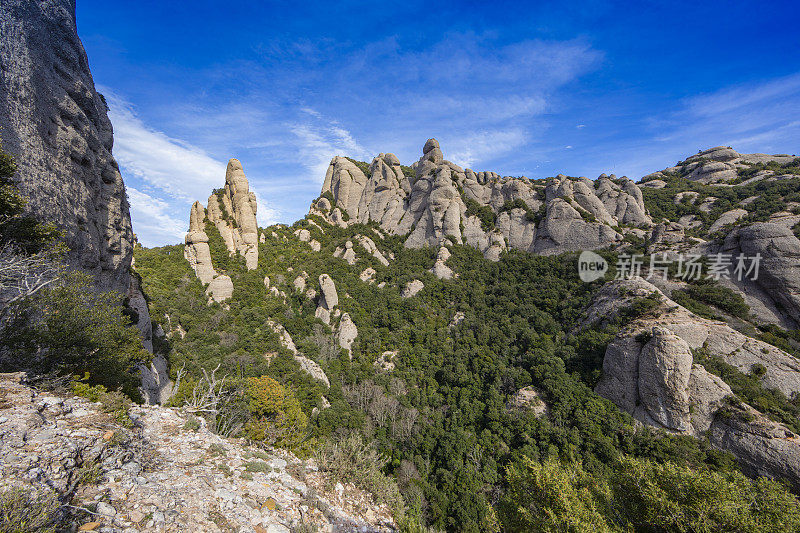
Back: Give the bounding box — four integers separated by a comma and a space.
3, 138, 800, 531
132, 205, 800, 531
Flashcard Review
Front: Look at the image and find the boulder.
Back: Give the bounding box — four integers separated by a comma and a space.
316, 274, 338, 324
337, 313, 358, 358
184, 202, 217, 284
206, 275, 233, 304
430, 247, 454, 279
708, 208, 748, 234
401, 280, 424, 298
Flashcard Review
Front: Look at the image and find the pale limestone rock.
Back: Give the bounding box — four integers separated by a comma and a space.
206, 275, 233, 304
356, 234, 389, 265
360, 267, 376, 283
316, 274, 339, 324
295, 228, 311, 242
449, 311, 465, 328
293, 273, 308, 292
708, 208, 748, 234
587, 279, 800, 401
184, 202, 216, 285
337, 313, 358, 359
374, 351, 397, 372
309, 239, 321, 252
636, 327, 694, 432
0, 0, 136, 296
401, 280, 424, 298
507, 386, 547, 417
267, 320, 330, 386
185, 160, 260, 281
430, 246, 454, 279
718, 223, 800, 328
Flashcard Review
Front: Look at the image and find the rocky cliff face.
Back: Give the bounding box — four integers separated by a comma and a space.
0, 0, 134, 293
311, 139, 651, 260
0, 0, 165, 403
584, 279, 800, 489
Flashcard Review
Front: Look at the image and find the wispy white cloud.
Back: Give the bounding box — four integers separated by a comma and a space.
290, 113, 373, 182
653, 73, 800, 152
448, 129, 528, 169
126, 187, 186, 247
591, 72, 800, 180
104, 90, 281, 246
252, 190, 280, 227
104, 91, 227, 202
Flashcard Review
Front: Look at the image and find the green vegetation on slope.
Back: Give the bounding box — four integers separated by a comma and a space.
641, 170, 800, 234
0, 143, 148, 399
134, 212, 796, 531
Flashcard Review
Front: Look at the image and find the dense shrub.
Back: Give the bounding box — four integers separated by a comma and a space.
316, 433, 406, 518
500, 456, 800, 532
694, 346, 800, 433
72, 378, 134, 427
245, 376, 308, 450
0, 489, 63, 533
681, 279, 750, 318
0, 273, 150, 400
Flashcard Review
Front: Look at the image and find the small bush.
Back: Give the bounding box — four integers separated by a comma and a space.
463, 197, 496, 231
617, 293, 661, 323
0, 489, 62, 533
208, 443, 226, 456
72, 378, 133, 427
245, 461, 271, 473
316, 434, 404, 514
183, 416, 201, 432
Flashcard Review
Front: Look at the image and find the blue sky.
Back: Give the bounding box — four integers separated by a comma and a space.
76, 0, 800, 247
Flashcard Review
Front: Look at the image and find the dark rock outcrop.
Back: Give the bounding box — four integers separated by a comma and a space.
0, 0, 134, 293
0, 0, 166, 402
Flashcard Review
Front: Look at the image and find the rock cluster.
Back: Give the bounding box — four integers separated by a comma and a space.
584, 279, 800, 488
667, 146, 800, 185
315, 140, 651, 259
0, 373, 391, 531
401, 280, 424, 298
208, 159, 260, 270
184, 159, 260, 302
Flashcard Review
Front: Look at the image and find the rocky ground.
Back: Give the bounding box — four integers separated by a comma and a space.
0, 372, 395, 532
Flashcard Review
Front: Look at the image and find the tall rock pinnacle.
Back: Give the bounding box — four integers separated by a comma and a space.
184, 158, 260, 302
